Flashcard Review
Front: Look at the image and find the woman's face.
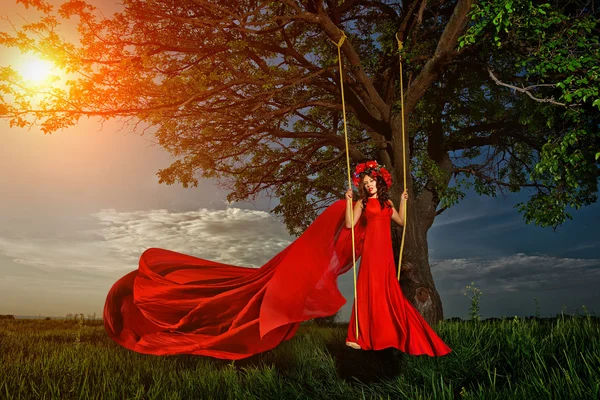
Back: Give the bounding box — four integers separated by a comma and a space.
363, 175, 377, 196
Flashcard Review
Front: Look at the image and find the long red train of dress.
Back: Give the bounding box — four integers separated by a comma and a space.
103, 199, 451, 359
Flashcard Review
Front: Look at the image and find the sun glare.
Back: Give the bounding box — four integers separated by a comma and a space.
19, 55, 56, 84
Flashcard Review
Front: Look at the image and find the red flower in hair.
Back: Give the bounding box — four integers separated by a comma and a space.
352, 160, 393, 188
379, 167, 392, 187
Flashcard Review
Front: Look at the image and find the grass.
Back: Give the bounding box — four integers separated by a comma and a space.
1, 311, 599, 399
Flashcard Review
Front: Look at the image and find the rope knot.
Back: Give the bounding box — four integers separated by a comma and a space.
331, 29, 347, 48
395, 33, 404, 51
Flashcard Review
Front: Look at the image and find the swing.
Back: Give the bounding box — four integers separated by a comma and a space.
332, 32, 409, 339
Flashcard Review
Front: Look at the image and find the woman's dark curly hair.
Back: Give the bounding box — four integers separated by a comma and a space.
358, 172, 391, 210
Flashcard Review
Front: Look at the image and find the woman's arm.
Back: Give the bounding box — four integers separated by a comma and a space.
390, 191, 408, 226
345, 189, 363, 228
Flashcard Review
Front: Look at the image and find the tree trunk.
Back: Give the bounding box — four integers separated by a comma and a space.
388, 117, 453, 326
377, 0, 474, 326
391, 186, 444, 325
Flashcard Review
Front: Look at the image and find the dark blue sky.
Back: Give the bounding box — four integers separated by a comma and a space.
429, 188, 600, 319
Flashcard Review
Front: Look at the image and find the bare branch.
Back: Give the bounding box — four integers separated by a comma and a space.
444, 121, 541, 151
453, 167, 549, 190
487, 68, 568, 107
435, 206, 447, 216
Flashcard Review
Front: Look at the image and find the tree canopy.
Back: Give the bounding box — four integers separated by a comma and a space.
459, 0, 600, 228
1, 0, 598, 236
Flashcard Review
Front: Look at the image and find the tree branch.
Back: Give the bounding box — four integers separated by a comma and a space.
445, 122, 541, 151
487, 68, 567, 107
402, 0, 475, 116
316, 10, 390, 122
453, 167, 549, 190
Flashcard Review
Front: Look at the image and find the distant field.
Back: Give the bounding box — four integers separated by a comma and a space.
1, 315, 599, 399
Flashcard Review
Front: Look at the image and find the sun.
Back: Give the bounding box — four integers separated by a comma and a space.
19, 54, 56, 84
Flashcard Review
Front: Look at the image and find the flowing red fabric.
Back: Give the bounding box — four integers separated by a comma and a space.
345, 198, 451, 356
104, 200, 366, 360
104, 199, 451, 359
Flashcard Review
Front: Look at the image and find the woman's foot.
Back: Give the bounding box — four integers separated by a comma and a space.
345, 341, 361, 350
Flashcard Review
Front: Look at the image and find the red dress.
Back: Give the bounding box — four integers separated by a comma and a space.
346, 198, 451, 356
103, 199, 450, 359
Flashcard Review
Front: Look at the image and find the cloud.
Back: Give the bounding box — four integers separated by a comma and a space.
0, 206, 297, 315
0, 235, 118, 276
563, 242, 600, 253
0, 207, 294, 279
431, 208, 513, 228
469, 218, 522, 234
431, 213, 488, 228
431, 253, 600, 295
92, 207, 294, 268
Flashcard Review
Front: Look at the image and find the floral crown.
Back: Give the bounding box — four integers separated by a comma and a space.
352, 160, 392, 188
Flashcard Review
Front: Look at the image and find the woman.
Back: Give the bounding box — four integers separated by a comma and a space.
343, 161, 451, 356
103, 161, 449, 360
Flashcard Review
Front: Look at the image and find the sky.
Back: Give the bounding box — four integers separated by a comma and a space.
1, 1, 599, 322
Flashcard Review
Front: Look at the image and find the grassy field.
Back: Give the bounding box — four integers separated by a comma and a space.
1, 313, 599, 399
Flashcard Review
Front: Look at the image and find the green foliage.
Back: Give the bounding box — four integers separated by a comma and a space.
459, 0, 600, 228
459, 1, 554, 49
462, 282, 483, 322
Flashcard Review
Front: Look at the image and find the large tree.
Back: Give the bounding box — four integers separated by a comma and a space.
1, 0, 599, 324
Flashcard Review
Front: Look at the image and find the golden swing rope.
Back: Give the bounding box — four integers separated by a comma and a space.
332, 31, 359, 339
396, 33, 408, 282
332, 31, 410, 336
